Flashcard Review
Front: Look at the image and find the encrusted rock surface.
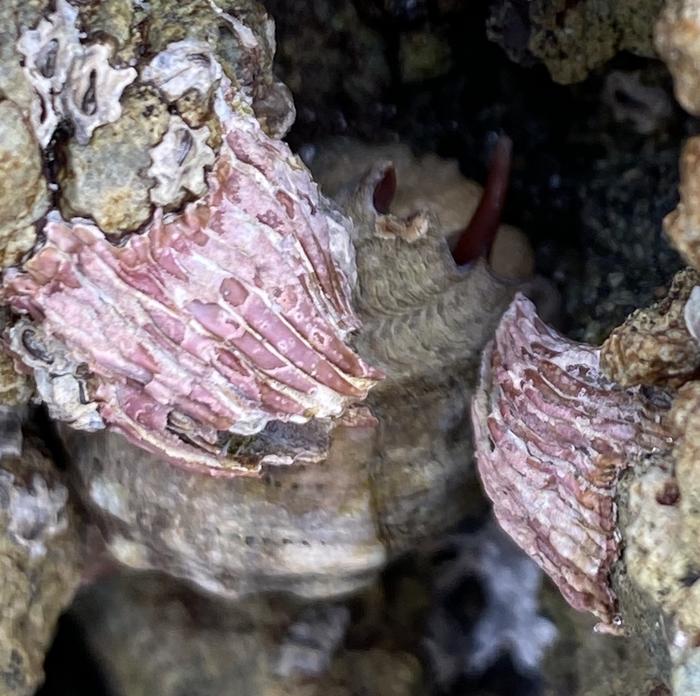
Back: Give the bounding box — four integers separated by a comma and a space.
0, 352, 31, 408
0, 0, 295, 257
488, 0, 664, 84
0, 100, 48, 269
656, 0, 700, 116
606, 117, 700, 689
16, 0, 137, 148
0, 435, 83, 695
665, 136, 700, 270
147, 115, 215, 209
58, 86, 170, 234
601, 268, 700, 387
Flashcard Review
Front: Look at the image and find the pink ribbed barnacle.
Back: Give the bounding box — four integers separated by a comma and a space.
2, 100, 381, 476
472, 294, 672, 632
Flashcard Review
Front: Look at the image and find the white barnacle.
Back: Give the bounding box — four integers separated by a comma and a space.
62, 43, 137, 145
148, 115, 215, 207
17, 0, 136, 146
17, 0, 80, 146
141, 39, 223, 102
7, 318, 103, 431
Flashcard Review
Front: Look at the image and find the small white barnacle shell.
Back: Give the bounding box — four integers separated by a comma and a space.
17, 0, 81, 146
17, 0, 136, 146
141, 39, 223, 102
61, 43, 137, 145
148, 115, 215, 208
8, 318, 104, 431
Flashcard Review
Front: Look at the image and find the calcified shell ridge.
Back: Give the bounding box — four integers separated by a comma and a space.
4, 83, 380, 474
472, 294, 672, 630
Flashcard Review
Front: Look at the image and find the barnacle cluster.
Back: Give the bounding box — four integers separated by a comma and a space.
469, 6, 700, 685
0, 1, 549, 664
3, 87, 380, 474
0, 0, 643, 692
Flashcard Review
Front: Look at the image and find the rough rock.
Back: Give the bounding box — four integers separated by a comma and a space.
601, 268, 700, 387
71, 571, 422, 696
665, 136, 700, 270
0, 0, 295, 256
0, 100, 49, 268
656, 0, 700, 116
0, 435, 83, 695
488, 0, 664, 84
58, 86, 169, 234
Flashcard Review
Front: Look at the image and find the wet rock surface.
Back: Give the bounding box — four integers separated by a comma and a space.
67, 572, 423, 696
0, 434, 83, 696
488, 0, 664, 84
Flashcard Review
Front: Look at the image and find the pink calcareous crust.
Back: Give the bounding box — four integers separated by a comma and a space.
472, 294, 671, 631
3, 105, 381, 475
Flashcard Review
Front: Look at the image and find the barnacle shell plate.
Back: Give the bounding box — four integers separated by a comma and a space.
3, 89, 380, 475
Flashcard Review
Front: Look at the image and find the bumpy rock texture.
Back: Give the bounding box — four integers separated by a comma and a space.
0, 436, 83, 696
656, 0, 700, 116
645, 144, 700, 695
488, 0, 664, 84
0, 101, 48, 269
665, 136, 700, 268
600, 268, 700, 387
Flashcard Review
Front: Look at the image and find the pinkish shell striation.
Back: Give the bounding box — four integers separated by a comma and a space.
3, 99, 381, 475
472, 294, 672, 631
